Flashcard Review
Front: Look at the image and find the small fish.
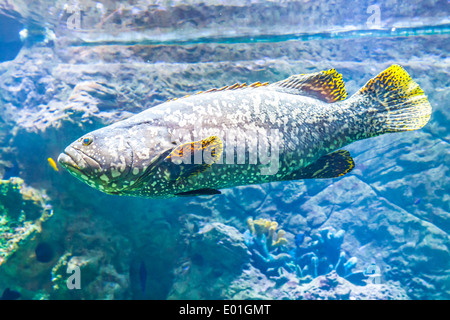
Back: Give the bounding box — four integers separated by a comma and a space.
294, 233, 305, 247
35, 242, 54, 263
139, 261, 147, 295
1, 288, 20, 300
58, 65, 431, 198
47, 157, 59, 172
345, 270, 369, 286
3, 160, 19, 179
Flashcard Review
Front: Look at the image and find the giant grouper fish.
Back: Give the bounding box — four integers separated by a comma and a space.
58, 65, 432, 198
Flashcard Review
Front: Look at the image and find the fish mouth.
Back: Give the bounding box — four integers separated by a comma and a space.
57, 146, 101, 174
57, 152, 86, 178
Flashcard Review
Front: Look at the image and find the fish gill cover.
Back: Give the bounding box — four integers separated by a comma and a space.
0, 0, 448, 300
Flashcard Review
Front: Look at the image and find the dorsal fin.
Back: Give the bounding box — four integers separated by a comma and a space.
167, 81, 269, 102
165, 69, 346, 104
269, 69, 348, 103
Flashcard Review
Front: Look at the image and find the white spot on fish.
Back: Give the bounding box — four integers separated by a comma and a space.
111, 169, 121, 178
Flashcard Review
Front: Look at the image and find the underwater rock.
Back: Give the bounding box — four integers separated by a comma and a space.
295, 175, 450, 299
11, 71, 131, 133
184, 184, 270, 227
0, 14, 23, 62
226, 265, 285, 300
296, 271, 408, 300
168, 216, 249, 299
3, 0, 447, 47
51, 250, 129, 300
194, 222, 249, 271
70, 81, 118, 108
46, 204, 139, 300
292, 227, 361, 282
60, 79, 138, 128
0, 177, 52, 266
227, 266, 408, 300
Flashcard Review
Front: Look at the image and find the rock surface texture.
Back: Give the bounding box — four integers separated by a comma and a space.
0, 0, 448, 300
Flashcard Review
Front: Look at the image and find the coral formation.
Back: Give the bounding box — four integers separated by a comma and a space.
244, 218, 292, 276
228, 267, 408, 300
247, 218, 288, 249
243, 218, 369, 286
169, 215, 249, 299
0, 177, 53, 299
291, 227, 369, 285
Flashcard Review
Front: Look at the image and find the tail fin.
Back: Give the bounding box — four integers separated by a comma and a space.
351, 64, 432, 134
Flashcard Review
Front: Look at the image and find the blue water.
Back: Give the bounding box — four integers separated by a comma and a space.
0, 1, 449, 301
0, 14, 23, 62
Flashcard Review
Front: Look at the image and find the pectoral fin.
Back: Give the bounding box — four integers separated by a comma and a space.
286, 149, 355, 180
163, 135, 223, 181
175, 188, 222, 197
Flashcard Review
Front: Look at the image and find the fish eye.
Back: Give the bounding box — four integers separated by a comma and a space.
82, 137, 93, 146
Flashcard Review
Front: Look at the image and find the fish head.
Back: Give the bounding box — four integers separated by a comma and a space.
57, 126, 135, 194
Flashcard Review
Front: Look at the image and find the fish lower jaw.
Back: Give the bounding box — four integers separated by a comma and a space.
57, 152, 80, 170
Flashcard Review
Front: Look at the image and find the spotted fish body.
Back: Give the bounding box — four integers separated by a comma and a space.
58, 65, 431, 198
